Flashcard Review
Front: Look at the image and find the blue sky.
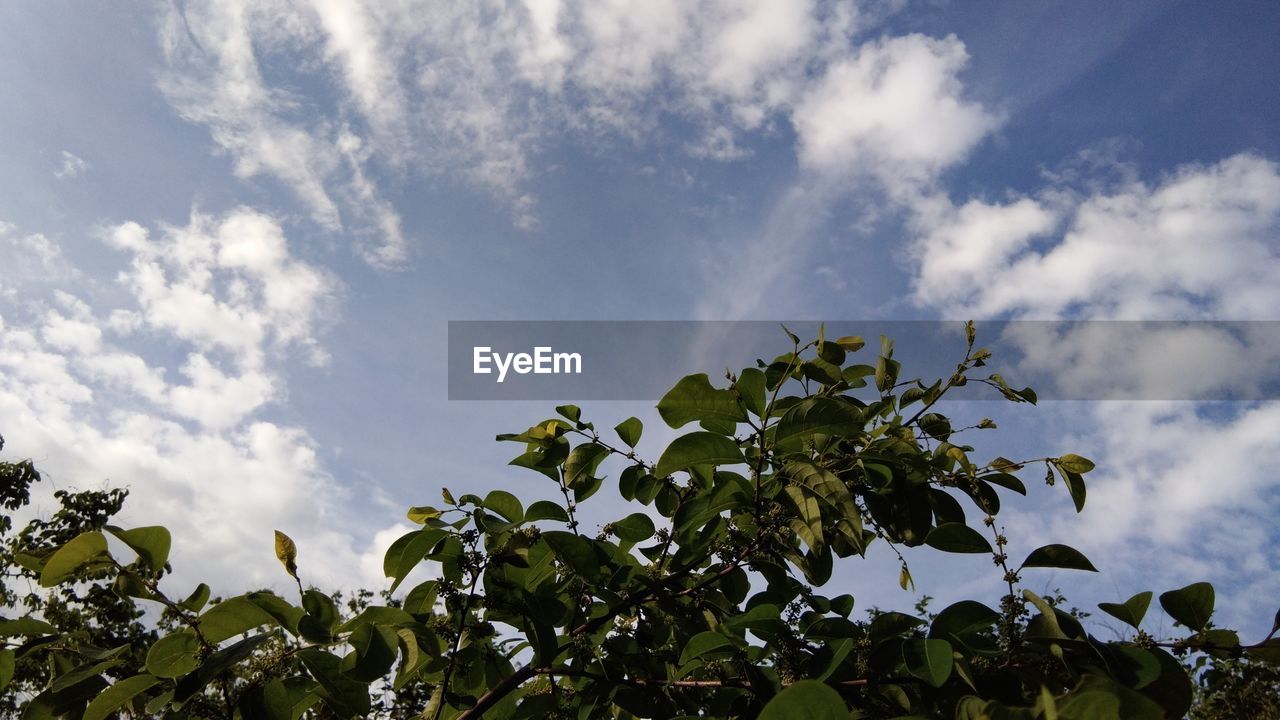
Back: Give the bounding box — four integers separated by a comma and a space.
2, 1, 1279, 639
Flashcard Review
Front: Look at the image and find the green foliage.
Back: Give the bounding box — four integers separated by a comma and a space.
4, 329, 1279, 718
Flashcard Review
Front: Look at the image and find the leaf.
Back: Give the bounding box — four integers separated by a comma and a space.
918, 413, 952, 441
758, 680, 848, 720
274, 530, 299, 581
1098, 591, 1153, 630
406, 506, 442, 523
39, 530, 109, 587
656, 373, 744, 429
679, 631, 734, 665
784, 485, 824, 554
563, 443, 609, 489
0, 649, 12, 693
902, 638, 954, 687
775, 397, 863, 445
1159, 582, 1215, 631
555, 404, 581, 423
340, 624, 399, 682
483, 490, 524, 523
297, 649, 372, 718
198, 596, 278, 643
1054, 464, 1088, 512
610, 513, 656, 543
924, 523, 992, 554
614, 417, 643, 448
542, 531, 599, 578
84, 674, 160, 720
654, 431, 744, 478
525, 500, 569, 523
981, 472, 1027, 495
930, 601, 1000, 644
1020, 544, 1098, 572
0, 617, 57, 636
383, 529, 446, 593
146, 632, 200, 678
180, 583, 211, 612
106, 525, 171, 573
734, 368, 767, 418
1056, 454, 1095, 473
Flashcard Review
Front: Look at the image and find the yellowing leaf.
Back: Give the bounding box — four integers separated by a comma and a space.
274, 530, 299, 580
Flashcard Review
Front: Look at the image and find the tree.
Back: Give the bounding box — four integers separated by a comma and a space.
4, 325, 1279, 718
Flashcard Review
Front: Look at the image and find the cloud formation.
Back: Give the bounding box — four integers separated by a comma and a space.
907, 153, 1280, 628
156, 1, 996, 261
0, 210, 390, 593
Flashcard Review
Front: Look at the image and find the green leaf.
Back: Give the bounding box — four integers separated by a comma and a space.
758, 679, 848, 720
835, 335, 865, 352
902, 638, 954, 687
1055, 453, 1095, 473
525, 500, 570, 523
1020, 544, 1098, 572
734, 368, 767, 417
39, 530, 109, 587
614, 417, 643, 448
1159, 582, 1215, 631
340, 624, 399, 682
542, 531, 599, 578
924, 523, 992, 554
382, 529, 446, 594
198, 596, 279, 643
918, 413, 952, 441
0, 617, 57, 637
656, 373, 744, 429
610, 513, 656, 543
484, 490, 524, 523
1098, 591, 1153, 630
679, 631, 734, 666
563, 443, 609, 488
146, 632, 200, 678
1054, 464, 1087, 512
654, 431, 744, 478
555, 404, 581, 423
297, 648, 372, 718
84, 674, 160, 720
930, 601, 1000, 644
0, 649, 12, 692
180, 583, 211, 612
783, 485, 824, 554
775, 397, 863, 445
1057, 691, 1121, 720
981, 472, 1027, 495
106, 525, 171, 573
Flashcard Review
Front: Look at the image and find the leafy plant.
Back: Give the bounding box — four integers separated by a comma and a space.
4, 326, 1278, 718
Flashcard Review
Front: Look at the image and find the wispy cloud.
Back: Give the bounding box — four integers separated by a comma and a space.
53, 150, 90, 180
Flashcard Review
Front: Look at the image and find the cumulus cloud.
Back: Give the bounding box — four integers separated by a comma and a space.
791, 34, 999, 190
908, 152, 1280, 629
912, 153, 1280, 320
0, 211, 392, 593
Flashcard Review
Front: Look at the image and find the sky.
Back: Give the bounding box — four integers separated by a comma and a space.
2, 0, 1279, 640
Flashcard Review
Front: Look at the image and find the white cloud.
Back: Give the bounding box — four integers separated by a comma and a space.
791, 34, 1000, 190
0, 211, 390, 593
54, 150, 90, 180
106, 208, 336, 371
912, 153, 1280, 320
908, 152, 1280, 632
153, 1, 994, 255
